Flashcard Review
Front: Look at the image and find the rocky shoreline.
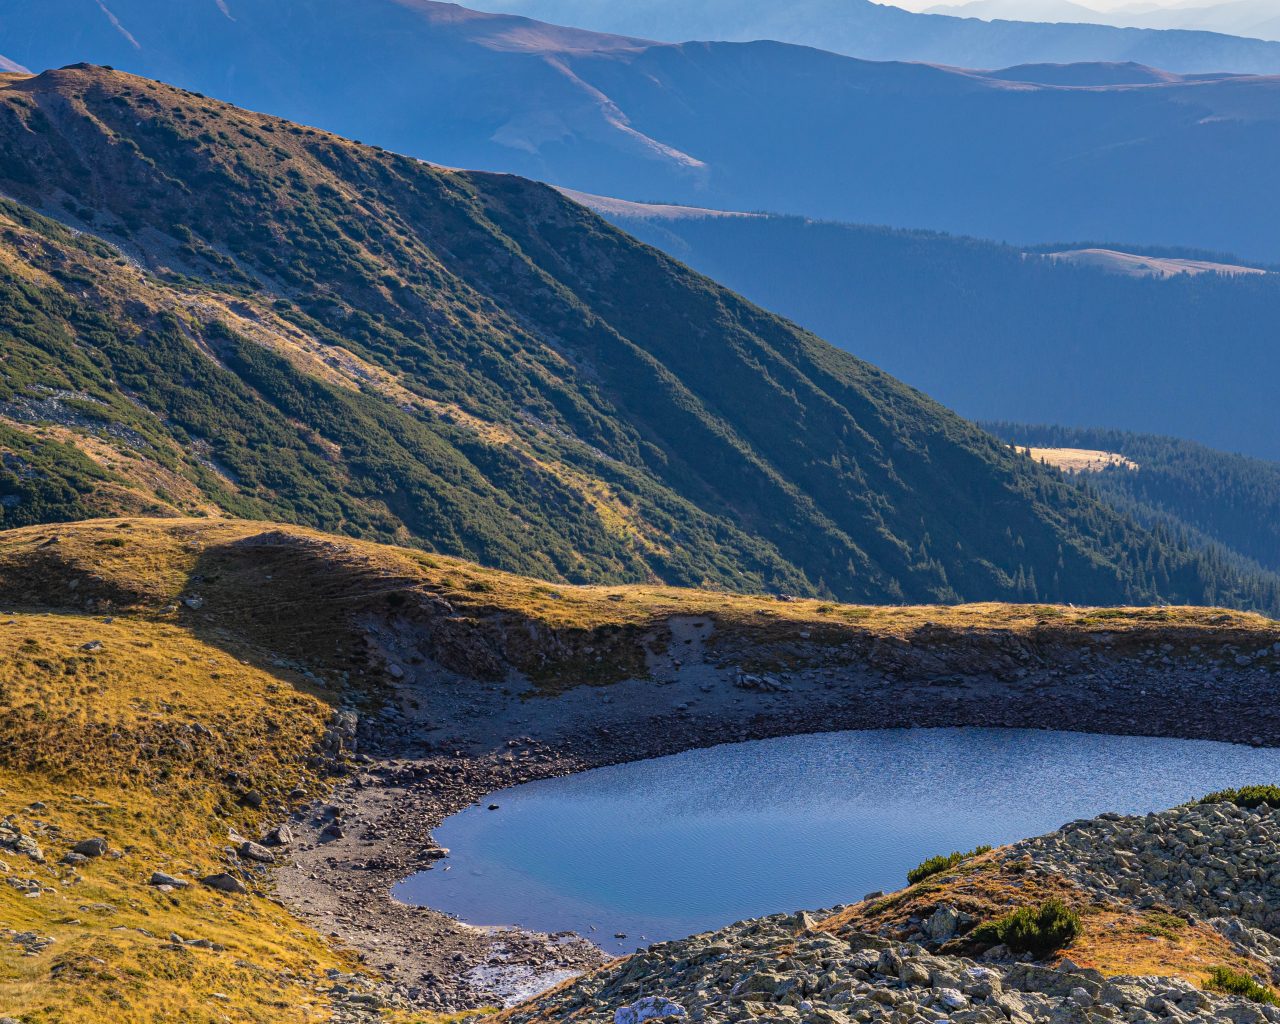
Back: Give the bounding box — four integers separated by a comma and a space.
511, 800, 1280, 1024
269, 615, 1280, 1017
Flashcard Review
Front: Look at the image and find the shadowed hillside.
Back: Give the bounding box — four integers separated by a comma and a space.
4, 65, 1268, 608
987, 423, 1280, 579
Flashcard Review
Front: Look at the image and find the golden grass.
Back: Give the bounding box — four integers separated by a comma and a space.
0, 517, 1271, 638
0, 611, 352, 1023
816, 852, 1271, 989
0, 516, 1272, 699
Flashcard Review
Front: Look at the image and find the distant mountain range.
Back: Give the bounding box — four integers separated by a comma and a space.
1, 62, 1269, 610
5, 1, 1280, 260
575, 195, 1280, 460
469, 0, 1280, 71
926, 0, 1280, 43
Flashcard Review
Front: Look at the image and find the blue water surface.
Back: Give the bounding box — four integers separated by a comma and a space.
394, 727, 1280, 952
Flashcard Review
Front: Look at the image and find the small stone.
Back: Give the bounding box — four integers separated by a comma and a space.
935, 988, 968, 1011
1069, 987, 1094, 1007
150, 871, 189, 889
260, 824, 293, 847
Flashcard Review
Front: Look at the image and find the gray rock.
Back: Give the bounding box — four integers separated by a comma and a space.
261, 824, 293, 847
926, 905, 962, 942
614, 996, 687, 1024
237, 841, 276, 864
71, 837, 108, 858
199, 873, 247, 895
149, 871, 190, 889
935, 988, 969, 1010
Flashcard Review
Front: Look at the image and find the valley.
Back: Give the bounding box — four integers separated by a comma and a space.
587, 202, 1280, 461
0, 8, 1278, 1022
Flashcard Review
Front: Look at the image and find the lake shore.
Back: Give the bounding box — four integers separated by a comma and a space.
272, 616, 1280, 1014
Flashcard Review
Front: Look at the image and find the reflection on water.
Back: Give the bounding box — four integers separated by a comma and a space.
395, 727, 1280, 952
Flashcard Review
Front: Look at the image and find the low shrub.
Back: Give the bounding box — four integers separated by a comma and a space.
907, 844, 993, 885
1200, 785, 1280, 809
1205, 967, 1279, 1005
970, 898, 1080, 958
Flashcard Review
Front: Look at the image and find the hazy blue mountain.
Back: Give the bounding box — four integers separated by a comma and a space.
931, 0, 1280, 42
5, 1, 1280, 260
468, 0, 1280, 72
580, 198, 1280, 460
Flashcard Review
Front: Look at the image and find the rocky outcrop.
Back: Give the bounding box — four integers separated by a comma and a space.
511, 801, 1280, 1024
1013, 802, 1280, 978
510, 914, 1279, 1024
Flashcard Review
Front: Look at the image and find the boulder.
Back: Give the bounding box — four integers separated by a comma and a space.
926, 904, 962, 942
199, 873, 247, 895
260, 824, 293, 847
237, 841, 276, 864
71, 838, 108, 858
614, 996, 687, 1024
150, 871, 190, 889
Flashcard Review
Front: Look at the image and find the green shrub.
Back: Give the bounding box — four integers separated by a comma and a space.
1205, 967, 1279, 1005
907, 844, 993, 885
1199, 785, 1280, 809
970, 898, 1080, 958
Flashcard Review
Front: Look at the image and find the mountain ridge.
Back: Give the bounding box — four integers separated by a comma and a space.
7, 2, 1280, 258
0, 63, 1270, 611
463, 0, 1280, 72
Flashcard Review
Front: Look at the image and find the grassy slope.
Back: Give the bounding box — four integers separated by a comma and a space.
2, 516, 1278, 1021
0, 612, 348, 1023
4, 517, 1276, 686
0, 65, 1265, 611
